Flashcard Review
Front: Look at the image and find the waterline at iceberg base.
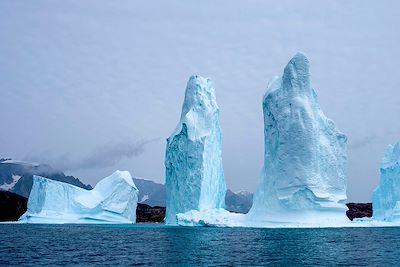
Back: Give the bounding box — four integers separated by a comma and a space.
18, 171, 139, 224
175, 209, 400, 228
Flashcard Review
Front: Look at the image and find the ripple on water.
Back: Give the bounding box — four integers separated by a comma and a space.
0, 225, 400, 266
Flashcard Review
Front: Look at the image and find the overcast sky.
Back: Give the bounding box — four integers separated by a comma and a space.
1, 1, 399, 201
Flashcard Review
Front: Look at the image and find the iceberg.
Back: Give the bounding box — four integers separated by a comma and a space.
165, 75, 227, 225
372, 142, 400, 221
170, 54, 351, 228
164, 54, 400, 229
19, 170, 139, 224
248, 53, 349, 226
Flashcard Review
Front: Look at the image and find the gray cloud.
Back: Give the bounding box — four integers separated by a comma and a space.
348, 135, 376, 150
27, 139, 159, 171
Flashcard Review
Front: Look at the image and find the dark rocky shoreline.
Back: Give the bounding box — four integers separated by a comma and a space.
0, 191, 372, 223
0, 191, 27, 221
346, 203, 372, 221
136, 203, 165, 223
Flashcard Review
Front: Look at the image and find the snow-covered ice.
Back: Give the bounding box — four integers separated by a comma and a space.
372, 142, 400, 222
165, 75, 226, 225
19, 170, 139, 224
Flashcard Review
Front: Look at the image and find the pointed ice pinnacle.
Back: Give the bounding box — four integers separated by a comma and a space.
165, 75, 226, 225
249, 52, 348, 224
372, 142, 400, 221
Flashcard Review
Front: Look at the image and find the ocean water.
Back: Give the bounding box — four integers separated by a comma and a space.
0, 224, 399, 266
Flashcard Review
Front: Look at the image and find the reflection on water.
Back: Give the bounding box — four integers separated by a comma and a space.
0, 224, 399, 266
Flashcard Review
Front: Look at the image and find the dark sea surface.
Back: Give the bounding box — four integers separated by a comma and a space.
0, 224, 399, 266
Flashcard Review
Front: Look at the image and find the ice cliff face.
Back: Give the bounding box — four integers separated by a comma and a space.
249, 53, 348, 224
165, 75, 226, 225
372, 142, 400, 221
19, 170, 139, 224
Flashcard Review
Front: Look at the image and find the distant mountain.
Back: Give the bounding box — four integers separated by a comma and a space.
0, 158, 254, 213
133, 178, 166, 207
0, 159, 92, 197
132, 179, 253, 213
225, 190, 253, 214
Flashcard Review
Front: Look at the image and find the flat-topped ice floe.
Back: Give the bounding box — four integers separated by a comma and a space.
176, 211, 400, 228
19, 170, 139, 224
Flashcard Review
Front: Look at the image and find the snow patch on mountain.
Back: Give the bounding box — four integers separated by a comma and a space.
0, 175, 21, 191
